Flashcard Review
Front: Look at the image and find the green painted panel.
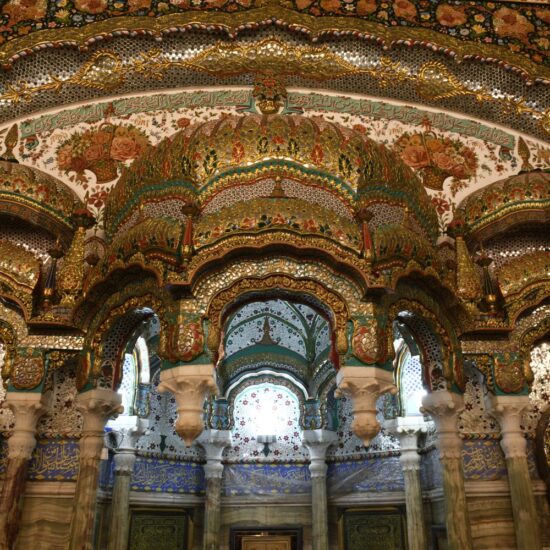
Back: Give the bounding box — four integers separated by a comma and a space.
128, 511, 187, 550
343, 510, 406, 550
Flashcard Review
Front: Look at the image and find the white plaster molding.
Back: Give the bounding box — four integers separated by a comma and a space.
384, 416, 428, 472
303, 429, 337, 478
336, 366, 397, 447
106, 416, 149, 474
158, 364, 216, 446
197, 429, 232, 479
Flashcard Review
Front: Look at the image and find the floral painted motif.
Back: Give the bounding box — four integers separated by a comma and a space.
56, 123, 149, 185
0, 0, 548, 72
394, 130, 478, 191
290, 0, 550, 67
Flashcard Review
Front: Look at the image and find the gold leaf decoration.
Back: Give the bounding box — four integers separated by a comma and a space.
71, 51, 124, 91
416, 62, 470, 101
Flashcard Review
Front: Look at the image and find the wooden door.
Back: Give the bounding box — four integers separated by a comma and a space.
242, 535, 291, 550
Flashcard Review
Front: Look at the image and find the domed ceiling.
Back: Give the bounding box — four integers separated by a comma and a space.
0, 0, 546, 246
220, 298, 332, 389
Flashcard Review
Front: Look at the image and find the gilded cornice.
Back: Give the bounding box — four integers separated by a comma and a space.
456, 170, 550, 242
0, 240, 41, 316
0, 2, 548, 84
497, 250, 550, 298
194, 197, 362, 253
0, 160, 81, 238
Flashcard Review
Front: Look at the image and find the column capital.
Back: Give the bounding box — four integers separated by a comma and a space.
303, 429, 337, 478
198, 429, 232, 479
158, 364, 216, 446
336, 366, 397, 447
107, 416, 148, 474
3, 391, 51, 459
76, 388, 122, 460
384, 417, 427, 472
421, 391, 463, 460
485, 394, 531, 459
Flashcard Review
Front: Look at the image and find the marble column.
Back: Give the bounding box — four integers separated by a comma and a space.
384, 417, 427, 550
198, 429, 232, 550
69, 389, 122, 550
0, 391, 50, 550
421, 391, 473, 550
303, 429, 337, 550
486, 394, 542, 550
107, 416, 148, 550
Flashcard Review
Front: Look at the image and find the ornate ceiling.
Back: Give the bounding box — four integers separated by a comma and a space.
0, 0, 546, 238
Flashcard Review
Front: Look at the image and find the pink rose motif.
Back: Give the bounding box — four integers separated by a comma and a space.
320, 0, 341, 13
400, 145, 430, 169
110, 136, 141, 162
432, 152, 457, 173
493, 7, 534, 42
394, 0, 417, 20
436, 4, 467, 27
74, 0, 107, 13
176, 117, 191, 128
57, 145, 73, 171
84, 143, 106, 163
356, 0, 376, 16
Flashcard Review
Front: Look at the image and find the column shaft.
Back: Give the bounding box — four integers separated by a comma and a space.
0, 392, 49, 550
106, 418, 146, 550
384, 418, 427, 550
108, 469, 133, 550
303, 429, 336, 550
198, 430, 232, 550
402, 467, 426, 550
422, 392, 472, 550
487, 395, 541, 550
506, 457, 541, 549
69, 389, 122, 550
0, 458, 29, 550
439, 448, 471, 550
69, 450, 103, 550
311, 476, 329, 550
203, 477, 222, 550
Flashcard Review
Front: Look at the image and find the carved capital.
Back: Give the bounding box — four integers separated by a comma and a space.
3, 391, 51, 459
76, 389, 122, 460
485, 394, 531, 459
421, 391, 464, 460
107, 416, 148, 474
158, 364, 216, 446
303, 429, 337, 478
198, 429, 232, 479
384, 417, 427, 472
336, 366, 396, 447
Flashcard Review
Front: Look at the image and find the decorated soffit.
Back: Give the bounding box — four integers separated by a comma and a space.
5, 88, 550, 235
224, 299, 330, 364
0, 0, 548, 81
0, 34, 548, 142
